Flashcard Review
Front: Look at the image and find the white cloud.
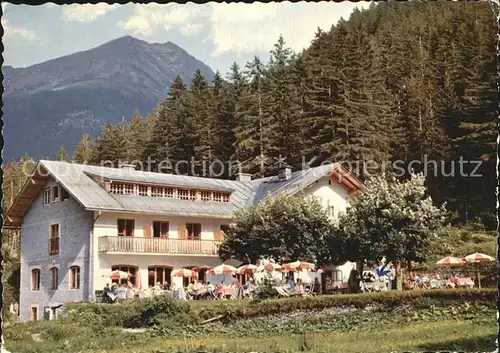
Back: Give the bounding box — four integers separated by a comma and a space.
118, 2, 371, 55
118, 3, 208, 37
208, 2, 371, 57
61, 4, 120, 23
2, 5, 37, 41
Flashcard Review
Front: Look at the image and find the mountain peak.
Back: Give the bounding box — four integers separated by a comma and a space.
3, 36, 215, 161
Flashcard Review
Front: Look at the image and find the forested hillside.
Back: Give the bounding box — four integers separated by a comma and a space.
4, 1, 497, 229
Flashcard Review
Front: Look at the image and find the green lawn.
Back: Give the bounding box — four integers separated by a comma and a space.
113, 320, 495, 353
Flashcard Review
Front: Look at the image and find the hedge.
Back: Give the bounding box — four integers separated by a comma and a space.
60, 288, 496, 328
196, 288, 496, 320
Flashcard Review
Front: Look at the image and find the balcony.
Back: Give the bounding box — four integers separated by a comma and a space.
98, 236, 222, 256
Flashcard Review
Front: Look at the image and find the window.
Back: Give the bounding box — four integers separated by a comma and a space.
222, 193, 230, 203
213, 192, 222, 202
220, 225, 230, 234
153, 221, 169, 238
49, 224, 60, 255
69, 266, 80, 289
165, 188, 174, 198
43, 189, 51, 205
31, 269, 40, 291
151, 187, 163, 197
51, 186, 59, 202
148, 266, 172, 287
200, 191, 211, 201
326, 200, 334, 217
123, 184, 134, 195
61, 188, 70, 201
117, 219, 135, 237
109, 183, 124, 194
50, 267, 59, 290
178, 189, 190, 200
186, 223, 201, 240
111, 265, 137, 286
138, 185, 148, 196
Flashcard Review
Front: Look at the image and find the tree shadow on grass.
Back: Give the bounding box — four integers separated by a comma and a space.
416, 334, 496, 352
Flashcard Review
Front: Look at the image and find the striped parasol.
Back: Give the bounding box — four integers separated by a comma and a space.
464, 253, 494, 263
436, 256, 466, 267
110, 270, 129, 280
173, 268, 197, 278
208, 264, 237, 275
191, 265, 212, 272
464, 253, 495, 289
258, 263, 282, 272
281, 261, 316, 272
237, 264, 258, 275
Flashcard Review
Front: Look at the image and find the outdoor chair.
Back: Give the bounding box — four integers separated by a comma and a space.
282, 287, 303, 297
304, 285, 316, 296
275, 286, 290, 298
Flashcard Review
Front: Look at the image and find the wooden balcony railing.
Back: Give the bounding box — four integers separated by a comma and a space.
98, 236, 222, 256
49, 237, 60, 255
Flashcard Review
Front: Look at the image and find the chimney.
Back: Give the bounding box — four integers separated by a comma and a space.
235, 173, 252, 182
118, 163, 136, 172
278, 166, 292, 181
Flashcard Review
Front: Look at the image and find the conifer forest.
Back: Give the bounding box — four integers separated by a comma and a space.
3, 1, 498, 230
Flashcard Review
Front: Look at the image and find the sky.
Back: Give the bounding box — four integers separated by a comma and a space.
2, 2, 370, 73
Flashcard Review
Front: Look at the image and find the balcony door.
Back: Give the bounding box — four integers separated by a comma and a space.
153, 221, 169, 238
117, 219, 135, 237
117, 219, 135, 252
186, 223, 201, 240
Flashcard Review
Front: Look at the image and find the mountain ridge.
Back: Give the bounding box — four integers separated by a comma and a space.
3, 35, 215, 161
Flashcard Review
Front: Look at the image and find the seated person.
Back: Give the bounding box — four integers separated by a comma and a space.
215, 281, 225, 298
193, 280, 202, 292
206, 281, 215, 291
295, 279, 305, 294
186, 281, 195, 293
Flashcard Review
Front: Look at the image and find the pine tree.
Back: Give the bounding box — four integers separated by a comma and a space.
73, 134, 97, 164
96, 121, 126, 166
55, 145, 69, 162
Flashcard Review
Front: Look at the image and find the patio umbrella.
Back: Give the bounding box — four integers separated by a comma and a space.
464, 253, 495, 288
236, 264, 258, 275
258, 263, 282, 272
209, 264, 238, 282
191, 265, 212, 272
281, 261, 316, 272
110, 270, 129, 281
173, 268, 197, 278
436, 256, 466, 267
209, 264, 237, 275
464, 253, 494, 263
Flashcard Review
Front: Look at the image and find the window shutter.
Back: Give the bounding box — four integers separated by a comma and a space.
178, 227, 187, 240
144, 226, 152, 238
214, 230, 224, 241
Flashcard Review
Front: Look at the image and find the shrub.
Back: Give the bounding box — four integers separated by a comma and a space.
252, 272, 278, 300
61, 295, 197, 328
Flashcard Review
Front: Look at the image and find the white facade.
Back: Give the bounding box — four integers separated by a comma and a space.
91, 175, 353, 291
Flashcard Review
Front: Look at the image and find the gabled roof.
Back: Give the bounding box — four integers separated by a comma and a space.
4, 160, 364, 229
